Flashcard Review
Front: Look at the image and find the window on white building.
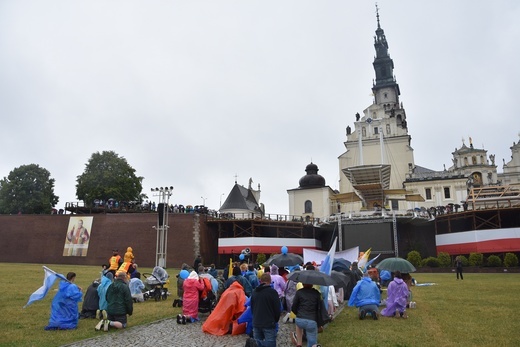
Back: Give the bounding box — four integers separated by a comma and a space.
425, 188, 432, 200
444, 187, 451, 199
304, 200, 312, 213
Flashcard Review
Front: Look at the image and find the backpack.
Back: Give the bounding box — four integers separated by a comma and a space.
200, 277, 216, 301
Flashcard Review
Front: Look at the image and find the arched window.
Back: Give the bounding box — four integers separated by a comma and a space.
304, 200, 312, 213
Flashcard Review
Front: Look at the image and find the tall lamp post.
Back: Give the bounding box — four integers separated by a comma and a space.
151, 186, 173, 268
201, 196, 207, 206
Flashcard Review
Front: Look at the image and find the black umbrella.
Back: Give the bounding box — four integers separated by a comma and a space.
332, 258, 352, 272
376, 257, 417, 273
330, 270, 350, 289
287, 270, 337, 286
266, 253, 304, 267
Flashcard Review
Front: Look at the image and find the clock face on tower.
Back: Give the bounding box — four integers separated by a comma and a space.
366, 118, 373, 124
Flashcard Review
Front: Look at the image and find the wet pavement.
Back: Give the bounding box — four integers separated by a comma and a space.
63, 305, 346, 347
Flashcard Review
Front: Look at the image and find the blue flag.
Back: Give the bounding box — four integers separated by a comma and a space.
320, 237, 337, 313
24, 266, 67, 308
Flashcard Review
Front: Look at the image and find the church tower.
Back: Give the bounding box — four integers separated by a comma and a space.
337, 6, 415, 211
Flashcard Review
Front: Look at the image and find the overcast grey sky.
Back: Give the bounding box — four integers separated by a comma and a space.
1, 1, 519, 215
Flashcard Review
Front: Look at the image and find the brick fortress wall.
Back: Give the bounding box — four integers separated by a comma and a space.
0, 213, 212, 268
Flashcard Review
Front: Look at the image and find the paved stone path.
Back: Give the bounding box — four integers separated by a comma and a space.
64, 305, 346, 347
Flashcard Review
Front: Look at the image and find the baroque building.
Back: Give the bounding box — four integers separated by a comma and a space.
289, 8, 520, 258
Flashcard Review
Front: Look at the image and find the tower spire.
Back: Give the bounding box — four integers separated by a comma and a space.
376, 3, 381, 29
372, 5, 400, 104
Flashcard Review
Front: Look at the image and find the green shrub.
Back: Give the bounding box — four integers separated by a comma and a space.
468, 252, 484, 266
437, 252, 451, 267
256, 253, 266, 265
487, 255, 502, 267
407, 250, 422, 268
457, 255, 469, 267
422, 256, 440, 267
504, 253, 519, 268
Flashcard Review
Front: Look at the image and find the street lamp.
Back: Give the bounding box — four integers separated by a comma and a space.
151, 186, 173, 268
220, 193, 225, 208
201, 196, 207, 206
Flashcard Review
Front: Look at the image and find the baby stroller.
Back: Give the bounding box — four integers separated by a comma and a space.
143, 266, 170, 301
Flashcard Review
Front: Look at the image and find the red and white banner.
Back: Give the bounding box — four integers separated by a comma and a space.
218, 237, 321, 254
436, 227, 520, 254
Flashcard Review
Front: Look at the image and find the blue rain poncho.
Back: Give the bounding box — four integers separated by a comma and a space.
44, 281, 83, 330
129, 278, 145, 295
97, 274, 113, 310
348, 277, 381, 308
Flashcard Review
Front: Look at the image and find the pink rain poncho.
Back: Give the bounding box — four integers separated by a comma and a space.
182, 271, 204, 319
381, 277, 409, 316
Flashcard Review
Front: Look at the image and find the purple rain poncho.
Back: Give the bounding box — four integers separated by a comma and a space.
269, 265, 286, 298
381, 277, 409, 316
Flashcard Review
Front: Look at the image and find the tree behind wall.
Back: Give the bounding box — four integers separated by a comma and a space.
76, 151, 143, 206
0, 164, 59, 214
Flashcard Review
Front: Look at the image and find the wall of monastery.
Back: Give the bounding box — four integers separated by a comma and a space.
0, 213, 213, 269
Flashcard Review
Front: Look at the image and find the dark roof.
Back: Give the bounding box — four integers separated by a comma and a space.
219, 184, 260, 212
299, 162, 326, 188
452, 144, 486, 155
413, 165, 436, 174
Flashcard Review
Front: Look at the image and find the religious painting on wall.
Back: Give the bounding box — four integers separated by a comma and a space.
63, 216, 93, 257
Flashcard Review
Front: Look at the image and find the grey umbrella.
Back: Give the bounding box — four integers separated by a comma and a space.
286, 270, 337, 286
266, 253, 304, 267
330, 270, 350, 289
376, 257, 417, 273
332, 258, 352, 272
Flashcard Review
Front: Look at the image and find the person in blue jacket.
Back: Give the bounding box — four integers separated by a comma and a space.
348, 272, 381, 320
44, 272, 83, 330
96, 272, 113, 319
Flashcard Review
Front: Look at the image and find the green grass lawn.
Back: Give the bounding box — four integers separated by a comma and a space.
2, 263, 181, 347
321, 272, 519, 347
1, 263, 519, 347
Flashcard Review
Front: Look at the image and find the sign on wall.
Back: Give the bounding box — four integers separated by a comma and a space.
63, 216, 93, 257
